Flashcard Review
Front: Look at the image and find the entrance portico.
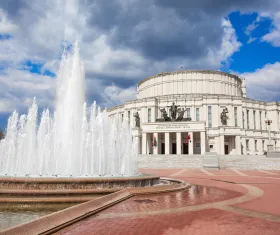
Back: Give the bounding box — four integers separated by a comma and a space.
141, 121, 206, 155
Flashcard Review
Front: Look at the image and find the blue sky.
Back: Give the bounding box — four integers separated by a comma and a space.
0, 0, 280, 130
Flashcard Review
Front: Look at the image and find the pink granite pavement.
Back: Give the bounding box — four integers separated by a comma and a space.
52, 168, 280, 235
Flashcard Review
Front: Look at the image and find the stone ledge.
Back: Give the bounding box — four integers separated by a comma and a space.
2, 178, 188, 235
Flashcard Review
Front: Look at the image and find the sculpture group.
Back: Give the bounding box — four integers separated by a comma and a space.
157, 102, 191, 122
134, 102, 229, 126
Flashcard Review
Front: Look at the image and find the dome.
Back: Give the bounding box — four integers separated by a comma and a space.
137, 70, 243, 99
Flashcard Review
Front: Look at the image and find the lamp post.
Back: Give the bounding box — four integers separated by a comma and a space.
265, 118, 273, 151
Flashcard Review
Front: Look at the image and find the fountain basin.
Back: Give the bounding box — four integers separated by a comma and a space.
0, 175, 160, 205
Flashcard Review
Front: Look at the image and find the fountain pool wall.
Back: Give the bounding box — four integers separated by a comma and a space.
0, 42, 138, 177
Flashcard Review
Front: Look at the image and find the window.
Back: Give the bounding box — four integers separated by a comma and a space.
242, 111, 245, 129
246, 139, 249, 150
121, 113, 124, 122
260, 111, 262, 130
196, 108, 200, 121
277, 112, 280, 128
128, 111, 130, 124
255, 140, 257, 151
148, 108, 151, 122
210, 145, 213, 149
185, 108, 191, 118
195, 143, 201, 148
247, 110, 249, 129
208, 106, 212, 128
234, 107, 238, 126
253, 110, 256, 129
262, 140, 265, 151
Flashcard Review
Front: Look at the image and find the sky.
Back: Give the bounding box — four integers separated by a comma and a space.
0, 0, 280, 129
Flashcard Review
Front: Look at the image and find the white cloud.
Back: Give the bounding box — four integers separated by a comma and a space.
262, 12, 280, 46
207, 19, 242, 68
0, 9, 17, 34
241, 62, 280, 101
0, 68, 55, 113
102, 84, 136, 107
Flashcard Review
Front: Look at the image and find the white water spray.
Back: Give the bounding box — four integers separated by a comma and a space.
0, 42, 138, 177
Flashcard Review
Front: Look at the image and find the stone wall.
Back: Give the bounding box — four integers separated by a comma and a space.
138, 155, 203, 169
219, 155, 280, 170
138, 154, 280, 170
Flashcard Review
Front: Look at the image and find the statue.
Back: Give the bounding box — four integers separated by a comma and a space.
176, 109, 186, 121
168, 102, 180, 120
220, 108, 229, 125
159, 108, 171, 121
133, 112, 140, 127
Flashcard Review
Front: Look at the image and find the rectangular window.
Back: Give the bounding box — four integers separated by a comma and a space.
278, 112, 280, 129
247, 110, 249, 129
255, 140, 257, 151
246, 139, 249, 150
208, 106, 212, 128
148, 108, 151, 122
262, 140, 265, 151
234, 107, 238, 127
121, 113, 123, 122
128, 111, 130, 124
253, 110, 256, 129
196, 108, 200, 121
259, 111, 262, 130
242, 111, 245, 129
186, 108, 191, 118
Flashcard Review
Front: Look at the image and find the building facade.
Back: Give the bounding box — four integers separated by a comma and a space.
107, 70, 280, 156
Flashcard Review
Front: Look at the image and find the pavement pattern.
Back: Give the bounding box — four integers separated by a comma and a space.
55, 169, 280, 235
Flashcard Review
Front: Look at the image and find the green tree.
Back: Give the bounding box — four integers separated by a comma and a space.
0, 129, 4, 140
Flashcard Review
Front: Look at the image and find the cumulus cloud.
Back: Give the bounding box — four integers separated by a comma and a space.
262, 12, 280, 46
241, 62, 280, 101
0, 0, 280, 115
102, 84, 136, 107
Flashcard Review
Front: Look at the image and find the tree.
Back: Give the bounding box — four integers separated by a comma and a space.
0, 129, 4, 140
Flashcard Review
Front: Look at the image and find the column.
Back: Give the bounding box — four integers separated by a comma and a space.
219, 135, 225, 155
200, 131, 206, 154
165, 132, 170, 155
188, 132, 193, 155
176, 132, 182, 155
153, 133, 158, 155
257, 139, 262, 154
235, 135, 241, 155
142, 133, 147, 154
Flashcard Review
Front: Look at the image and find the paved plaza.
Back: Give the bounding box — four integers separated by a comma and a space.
52, 168, 280, 235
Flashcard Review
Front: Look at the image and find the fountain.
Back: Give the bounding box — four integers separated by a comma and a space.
0, 42, 160, 204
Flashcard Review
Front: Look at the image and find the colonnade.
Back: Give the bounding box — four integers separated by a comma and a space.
141, 131, 206, 155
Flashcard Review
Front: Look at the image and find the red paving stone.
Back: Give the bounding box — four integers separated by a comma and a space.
55, 209, 280, 235
235, 184, 280, 216
53, 169, 280, 235
102, 185, 242, 214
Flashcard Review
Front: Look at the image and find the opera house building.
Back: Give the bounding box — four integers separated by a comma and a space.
107, 70, 280, 157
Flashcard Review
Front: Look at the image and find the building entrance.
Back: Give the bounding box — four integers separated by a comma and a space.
225, 144, 229, 155
161, 143, 165, 154
172, 143, 176, 154
183, 143, 188, 154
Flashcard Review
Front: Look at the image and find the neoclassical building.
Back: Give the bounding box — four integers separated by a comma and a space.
107, 70, 280, 156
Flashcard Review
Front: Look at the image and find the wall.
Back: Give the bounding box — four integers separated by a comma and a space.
137, 71, 242, 99
138, 154, 280, 170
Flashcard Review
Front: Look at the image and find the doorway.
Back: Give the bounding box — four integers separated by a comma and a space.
161, 143, 165, 154
225, 144, 229, 155
172, 143, 177, 154
183, 143, 188, 154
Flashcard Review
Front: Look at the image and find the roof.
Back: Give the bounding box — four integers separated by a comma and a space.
137, 70, 242, 87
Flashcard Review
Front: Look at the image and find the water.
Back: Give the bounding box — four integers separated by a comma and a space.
0, 42, 138, 177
